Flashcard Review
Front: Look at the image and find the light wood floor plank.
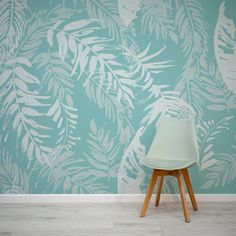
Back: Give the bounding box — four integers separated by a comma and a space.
0, 202, 235, 236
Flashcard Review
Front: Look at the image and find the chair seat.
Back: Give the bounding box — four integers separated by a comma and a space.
143, 158, 196, 170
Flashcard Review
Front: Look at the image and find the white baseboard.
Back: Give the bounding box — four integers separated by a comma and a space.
0, 194, 236, 203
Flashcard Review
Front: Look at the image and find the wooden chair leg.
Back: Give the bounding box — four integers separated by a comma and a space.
182, 168, 198, 211
140, 170, 158, 217
177, 173, 190, 223
155, 176, 164, 206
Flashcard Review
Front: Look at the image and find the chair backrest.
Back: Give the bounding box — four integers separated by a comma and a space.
146, 116, 199, 162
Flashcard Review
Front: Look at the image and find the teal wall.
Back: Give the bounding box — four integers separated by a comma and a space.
0, 0, 236, 194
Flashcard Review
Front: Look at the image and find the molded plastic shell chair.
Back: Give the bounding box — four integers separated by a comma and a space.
140, 117, 199, 223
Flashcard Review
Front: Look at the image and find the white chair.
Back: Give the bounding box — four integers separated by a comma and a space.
140, 117, 199, 223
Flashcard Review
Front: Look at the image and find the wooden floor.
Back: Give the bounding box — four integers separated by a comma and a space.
0, 202, 235, 236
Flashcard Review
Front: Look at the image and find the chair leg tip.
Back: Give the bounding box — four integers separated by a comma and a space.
185, 218, 191, 223
193, 206, 198, 211
140, 211, 146, 217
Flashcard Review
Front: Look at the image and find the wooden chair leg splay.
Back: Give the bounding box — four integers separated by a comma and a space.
140, 168, 198, 223
140, 170, 158, 217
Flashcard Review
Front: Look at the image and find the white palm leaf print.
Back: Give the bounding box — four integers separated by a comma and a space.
201, 61, 236, 111
33, 51, 74, 104
175, 0, 208, 58
0, 0, 28, 58
214, 2, 236, 93
83, 71, 135, 145
0, 60, 53, 164
48, 100, 78, 150
201, 151, 236, 190
123, 43, 171, 91
197, 116, 233, 171
118, 0, 141, 27
82, 0, 138, 50
140, 0, 178, 43
118, 126, 146, 193
0, 7, 79, 166
84, 119, 120, 181
37, 148, 107, 193
123, 43, 194, 126
17, 7, 75, 61
142, 86, 195, 126
48, 19, 136, 145
175, 0, 208, 116
0, 148, 29, 193
33, 51, 79, 150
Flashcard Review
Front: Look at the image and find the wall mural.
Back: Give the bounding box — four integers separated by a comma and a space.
0, 0, 236, 194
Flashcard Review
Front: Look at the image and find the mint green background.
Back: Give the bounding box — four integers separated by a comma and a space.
0, 0, 236, 194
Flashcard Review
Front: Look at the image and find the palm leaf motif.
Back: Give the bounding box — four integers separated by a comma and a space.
48, 19, 135, 145
33, 51, 79, 150
174, 0, 209, 116
47, 100, 78, 150
0, 60, 53, 164
214, 2, 236, 93
201, 152, 236, 190
0, 148, 29, 193
175, 0, 208, 57
84, 119, 120, 181
197, 116, 233, 171
142, 85, 195, 126
201, 61, 236, 111
140, 0, 178, 43
33, 51, 74, 104
16, 6, 75, 61
0, 0, 28, 58
118, 126, 146, 193
37, 148, 107, 193
0, 7, 79, 162
81, 0, 138, 50
118, 0, 142, 27
123, 43, 194, 126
